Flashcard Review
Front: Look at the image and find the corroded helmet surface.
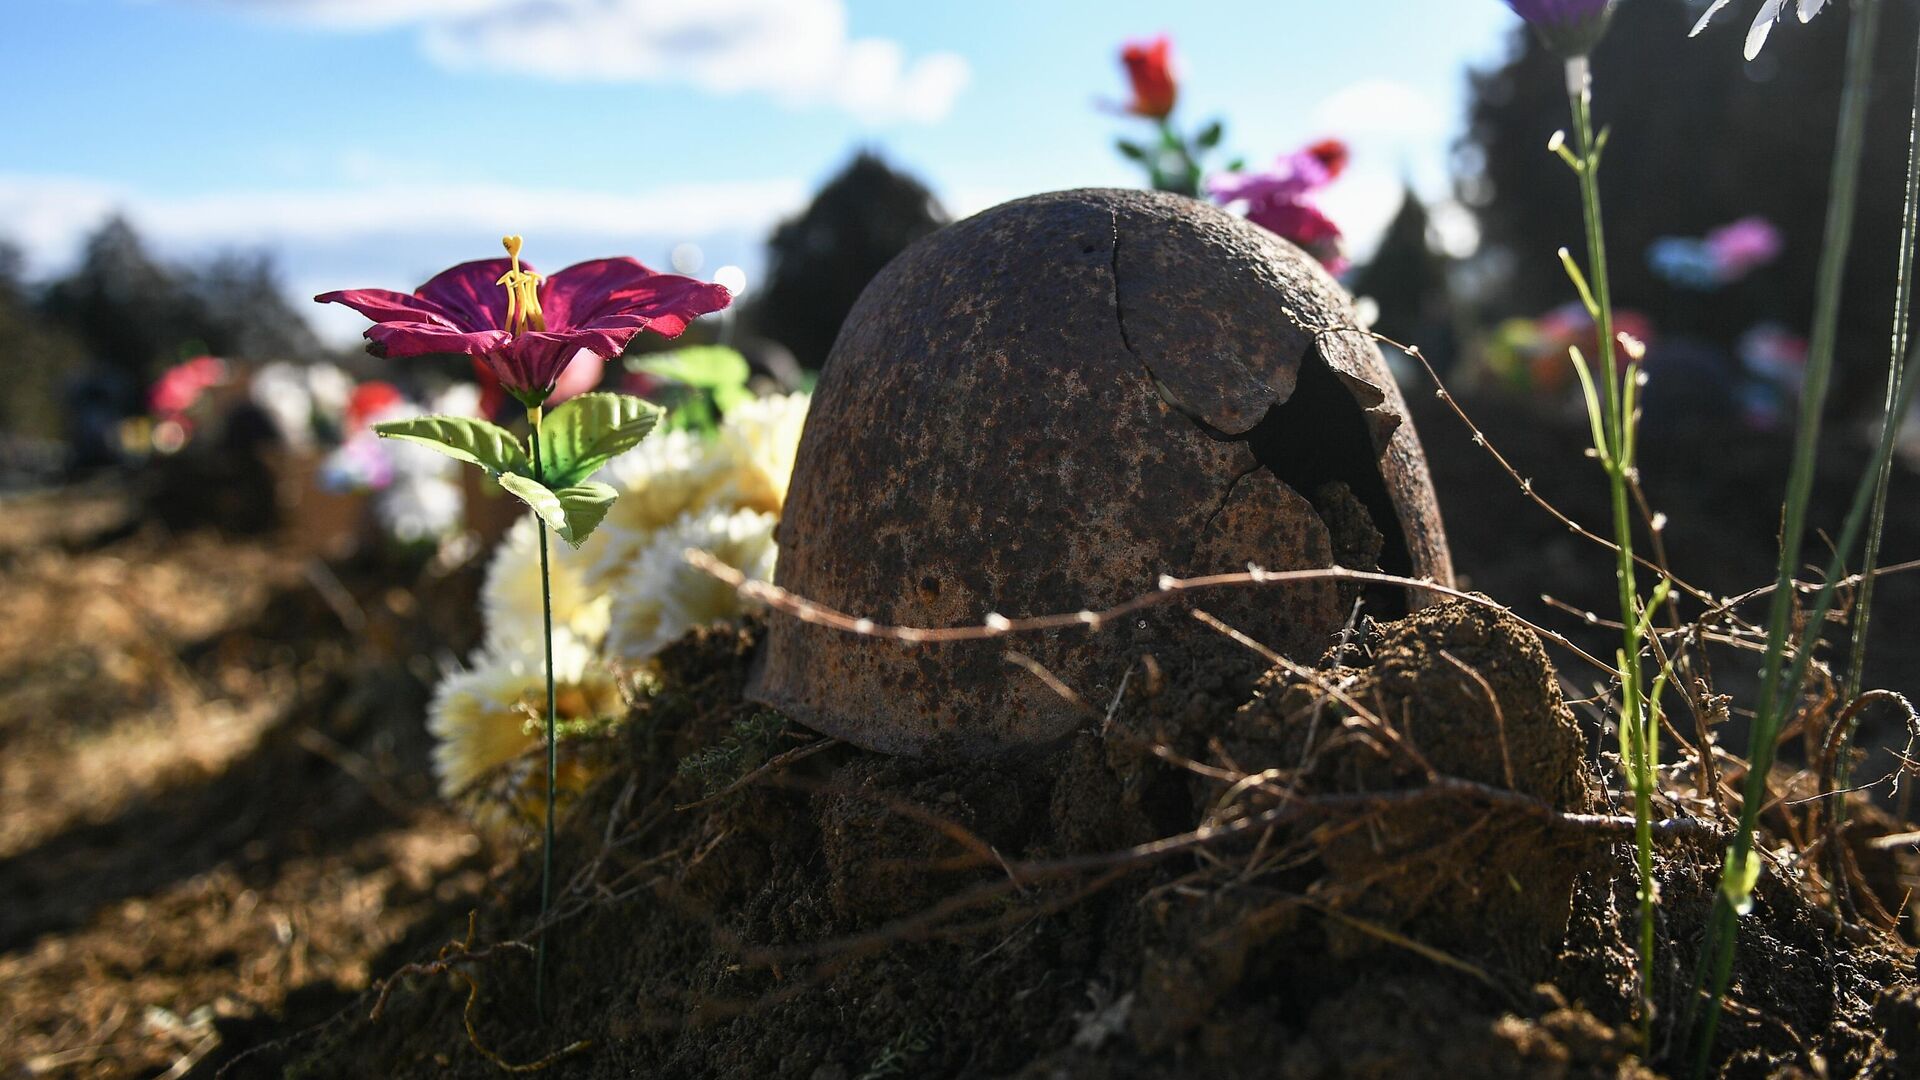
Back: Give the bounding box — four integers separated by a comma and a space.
751, 189, 1451, 755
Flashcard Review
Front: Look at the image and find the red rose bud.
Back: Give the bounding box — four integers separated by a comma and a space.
1120, 35, 1178, 120
1305, 139, 1351, 180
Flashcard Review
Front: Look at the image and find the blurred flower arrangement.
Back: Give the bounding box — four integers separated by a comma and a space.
1208, 139, 1353, 274
1109, 35, 1236, 197
1647, 215, 1783, 289
1104, 33, 1351, 275
315, 380, 478, 546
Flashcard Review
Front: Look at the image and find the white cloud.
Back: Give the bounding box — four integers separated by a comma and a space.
0, 172, 805, 343
1310, 79, 1448, 141
205, 0, 969, 124
0, 173, 805, 262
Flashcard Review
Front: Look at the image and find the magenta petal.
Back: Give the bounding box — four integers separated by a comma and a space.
315, 287, 461, 330
364, 321, 511, 360
541, 257, 733, 340
416, 258, 518, 334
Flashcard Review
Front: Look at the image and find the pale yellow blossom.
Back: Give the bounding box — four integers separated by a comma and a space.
605, 508, 778, 664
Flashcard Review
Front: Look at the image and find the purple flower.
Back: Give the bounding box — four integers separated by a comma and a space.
317, 237, 733, 409
1504, 0, 1619, 57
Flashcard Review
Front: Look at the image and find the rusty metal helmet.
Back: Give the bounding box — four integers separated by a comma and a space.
750, 188, 1451, 755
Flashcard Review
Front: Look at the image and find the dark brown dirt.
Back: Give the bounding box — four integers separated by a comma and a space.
0, 485, 503, 1080
242, 598, 1916, 1079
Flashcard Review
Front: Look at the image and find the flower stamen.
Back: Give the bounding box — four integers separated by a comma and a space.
497, 234, 547, 335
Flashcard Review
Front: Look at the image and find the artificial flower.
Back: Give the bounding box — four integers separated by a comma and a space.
604, 507, 778, 664
378, 471, 463, 544
716, 392, 811, 514
483, 514, 615, 654
426, 632, 623, 821
1691, 0, 1831, 61
150, 355, 227, 421
345, 380, 405, 430
587, 427, 745, 584
316, 237, 732, 408
1649, 216, 1783, 289
1504, 0, 1620, 58
1120, 35, 1178, 120
1705, 216, 1783, 279
1208, 143, 1351, 274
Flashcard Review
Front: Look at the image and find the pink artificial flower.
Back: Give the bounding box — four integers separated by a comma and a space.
1705, 216, 1783, 281
1207, 141, 1351, 274
150, 355, 228, 419
317, 240, 732, 409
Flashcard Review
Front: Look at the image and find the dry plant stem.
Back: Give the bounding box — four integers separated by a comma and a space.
1696, 1, 1884, 1071
527, 405, 558, 1022
1565, 56, 1658, 1051
685, 549, 1613, 676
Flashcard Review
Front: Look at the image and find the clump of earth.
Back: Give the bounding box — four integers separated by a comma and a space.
249, 594, 1919, 1080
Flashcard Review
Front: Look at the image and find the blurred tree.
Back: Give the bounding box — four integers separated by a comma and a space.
0, 253, 87, 443
0, 240, 24, 301
40, 218, 324, 386
1352, 187, 1458, 372
187, 251, 324, 362
746, 152, 949, 369
1461, 0, 1918, 410
40, 216, 205, 382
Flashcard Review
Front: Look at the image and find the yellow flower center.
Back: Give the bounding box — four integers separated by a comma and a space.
496, 234, 547, 334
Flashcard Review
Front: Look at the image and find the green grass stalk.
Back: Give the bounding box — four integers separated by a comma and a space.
1692, 0, 1884, 1071
1844, 25, 1920, 711
1561, 54, 1661, 1052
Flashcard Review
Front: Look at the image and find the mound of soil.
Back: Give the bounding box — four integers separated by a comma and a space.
249, 601, 1918, 1079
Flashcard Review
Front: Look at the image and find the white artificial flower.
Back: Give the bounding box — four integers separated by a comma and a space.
377, 473, 463, 544
482, 515, 614, 654
250, 361, 317, 449
588, 427, 742, 584
716, 392, 810, 515
305, 363, 355, 427
1691, 0, 1830, 61
431, 381, 483, 418
605, 507, 778, 664
426, 631, 623, 804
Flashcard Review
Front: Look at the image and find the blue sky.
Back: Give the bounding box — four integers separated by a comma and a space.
6, 0, 1522, 343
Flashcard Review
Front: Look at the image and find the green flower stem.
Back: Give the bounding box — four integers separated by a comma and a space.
1154, 118, 1200, 197
1693, 1, 1884, 1072
528, 403, 558, 1021
1566, 56, 1657, 1052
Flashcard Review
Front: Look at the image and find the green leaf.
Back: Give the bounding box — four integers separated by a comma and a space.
1115, 139, 1149, 162
1195, 120, 1224, 149
629, 346, 751, 394
496, 474, 619, 547
536, 392, 663, 489
373, 415, 528, 477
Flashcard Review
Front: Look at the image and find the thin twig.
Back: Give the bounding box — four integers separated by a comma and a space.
685, 549, 1614, 676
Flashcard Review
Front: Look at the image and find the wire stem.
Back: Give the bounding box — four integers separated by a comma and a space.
528, 404, 558, 1021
